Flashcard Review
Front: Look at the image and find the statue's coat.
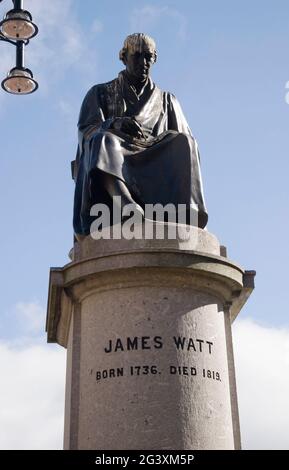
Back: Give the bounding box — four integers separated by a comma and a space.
73, 71, 208, 235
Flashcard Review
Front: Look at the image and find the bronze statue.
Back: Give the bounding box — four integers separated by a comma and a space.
73, 33, 208, 239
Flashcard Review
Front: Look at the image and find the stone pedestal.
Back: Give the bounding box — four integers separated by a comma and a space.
46, 222, 255, 450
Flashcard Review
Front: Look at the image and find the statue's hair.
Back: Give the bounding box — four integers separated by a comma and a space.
119, 33, 157, 64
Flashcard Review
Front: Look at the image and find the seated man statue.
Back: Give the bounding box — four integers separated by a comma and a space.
73, 33, 208, 240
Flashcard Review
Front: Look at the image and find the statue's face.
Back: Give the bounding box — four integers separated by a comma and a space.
124, 48, 155, 82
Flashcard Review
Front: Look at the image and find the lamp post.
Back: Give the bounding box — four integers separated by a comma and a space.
0, 0, 38, 94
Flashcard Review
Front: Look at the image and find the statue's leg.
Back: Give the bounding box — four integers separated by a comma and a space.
102, 173, 144, 220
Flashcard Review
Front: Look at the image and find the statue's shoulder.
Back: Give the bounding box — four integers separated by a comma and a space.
86, 78, 119, 97
151, 83, 171, 101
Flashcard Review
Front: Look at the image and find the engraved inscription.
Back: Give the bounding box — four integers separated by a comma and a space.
103, 335, 213, 354
94, 334, 220, 384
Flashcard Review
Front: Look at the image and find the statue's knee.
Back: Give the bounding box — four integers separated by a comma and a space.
102, 131, 119, 145
176, 132, 194, 145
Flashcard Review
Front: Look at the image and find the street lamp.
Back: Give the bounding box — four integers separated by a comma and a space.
2, 40, 38, 94
0, 0, 38, 95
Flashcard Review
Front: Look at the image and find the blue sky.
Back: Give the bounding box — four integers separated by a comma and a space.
0, 0, 289, 449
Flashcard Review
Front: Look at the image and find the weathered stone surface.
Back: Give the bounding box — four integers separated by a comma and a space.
46, 222, 255, 450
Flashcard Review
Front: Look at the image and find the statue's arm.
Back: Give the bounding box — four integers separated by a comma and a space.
167, 93, 192, 136
73, 86, 114, 180
78, 86, 114, 145
167, 93, 202, 163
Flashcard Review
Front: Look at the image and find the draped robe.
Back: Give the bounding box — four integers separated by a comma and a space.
73, 71, 208, 236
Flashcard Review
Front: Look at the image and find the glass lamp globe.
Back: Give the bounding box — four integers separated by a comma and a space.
0, 10, 38, 40
1, 67, 38, 95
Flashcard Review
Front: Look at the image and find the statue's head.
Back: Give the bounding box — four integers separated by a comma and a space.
119, 33, 157, 83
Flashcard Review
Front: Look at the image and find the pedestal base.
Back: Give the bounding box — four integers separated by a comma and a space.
46, 222, 255, 450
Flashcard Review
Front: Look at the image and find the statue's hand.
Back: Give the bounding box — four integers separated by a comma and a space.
112, 117, 145, 139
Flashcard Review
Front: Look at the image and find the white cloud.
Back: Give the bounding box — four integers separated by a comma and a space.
233, 318, 289, 449
0, 299, 65, 449
15, 301, 45, 333
130, 4, 188, 41
0, 47, 12, 110
16, 0, 100, 92
91, 19, 103, 35
0, 44, 15, 77
0, 301, 46, 341
57, 98, 76, 123
0, 341, 65, 450
0, 1, 104, 110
